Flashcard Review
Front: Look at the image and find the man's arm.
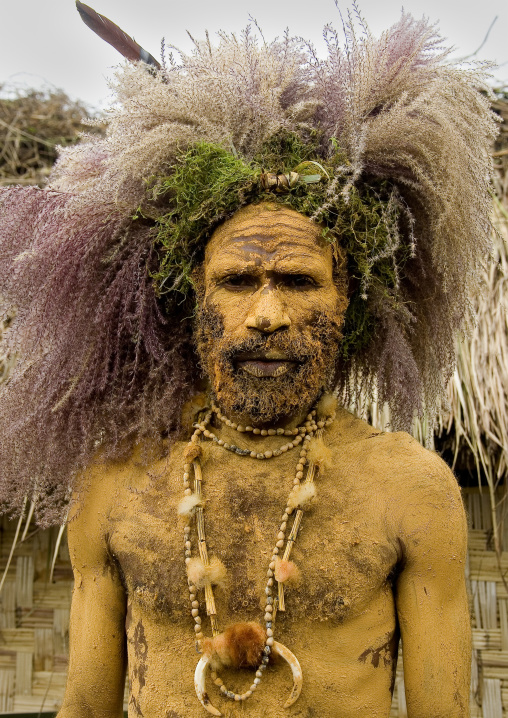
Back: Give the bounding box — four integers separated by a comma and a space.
58, 471, 127, 718
395, 454, 471, 718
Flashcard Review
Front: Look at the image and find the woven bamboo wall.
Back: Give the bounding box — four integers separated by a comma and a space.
1, 489, 507, 715
0, 519, 72, 713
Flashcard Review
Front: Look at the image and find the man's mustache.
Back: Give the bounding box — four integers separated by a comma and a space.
219, 332, 316, 364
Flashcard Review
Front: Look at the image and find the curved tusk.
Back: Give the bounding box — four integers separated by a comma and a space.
273, 641, 303, 708
194, 654, 222, 716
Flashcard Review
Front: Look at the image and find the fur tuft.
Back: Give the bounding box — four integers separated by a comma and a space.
187, 555, 228, 589
203, 622, 266, 669
316, 393, 337, 420
177, 493, 202, 517
306, 437, 332, 469
288, 483, 317, 510
274, 558, 301, 586
207, 556, 228, 588
186, 557, 206, 587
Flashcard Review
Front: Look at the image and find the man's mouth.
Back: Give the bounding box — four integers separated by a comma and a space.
234, 350, 300, 378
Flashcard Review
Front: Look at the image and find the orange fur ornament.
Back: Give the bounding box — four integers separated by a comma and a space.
202, 622, 267, 669
274, 558, 301, 586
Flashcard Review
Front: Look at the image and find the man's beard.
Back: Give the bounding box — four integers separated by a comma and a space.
195, 306, 343, 425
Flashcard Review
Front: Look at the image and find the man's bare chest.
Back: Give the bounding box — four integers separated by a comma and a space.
108, 443, 400, 628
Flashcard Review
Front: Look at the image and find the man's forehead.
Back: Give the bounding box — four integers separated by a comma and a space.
205, 203, 327, 263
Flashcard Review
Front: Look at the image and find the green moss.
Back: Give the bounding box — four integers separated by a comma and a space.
145, 132, 411, 360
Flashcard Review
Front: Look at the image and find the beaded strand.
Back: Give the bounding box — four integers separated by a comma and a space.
182, 401, 335, 703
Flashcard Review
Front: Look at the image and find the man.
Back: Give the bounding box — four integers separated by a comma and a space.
55, 202, 470, 718
0, 6, 496, 717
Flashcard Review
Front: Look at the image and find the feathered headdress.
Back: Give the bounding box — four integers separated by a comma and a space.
0, 5, 497, 523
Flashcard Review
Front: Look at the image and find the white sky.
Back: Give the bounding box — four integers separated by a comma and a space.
1, 0, 507, 110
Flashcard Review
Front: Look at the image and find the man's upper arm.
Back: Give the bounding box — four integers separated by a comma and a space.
58, 467, 127, 718
395, 451, 470, 718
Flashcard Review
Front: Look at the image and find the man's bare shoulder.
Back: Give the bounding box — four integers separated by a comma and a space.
68, 439, 178, 524
325, 407, 463, 517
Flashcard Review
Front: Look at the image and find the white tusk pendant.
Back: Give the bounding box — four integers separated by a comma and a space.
194, 641, 303, 714
273, 641, 303, 708
195, 654, 222, 716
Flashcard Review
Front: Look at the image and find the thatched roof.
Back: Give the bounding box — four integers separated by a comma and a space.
0, 86, 94, 188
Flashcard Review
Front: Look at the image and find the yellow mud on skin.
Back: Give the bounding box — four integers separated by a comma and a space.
61, 407, 469, 718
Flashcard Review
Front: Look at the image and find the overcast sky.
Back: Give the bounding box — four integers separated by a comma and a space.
1, 0, 507, 110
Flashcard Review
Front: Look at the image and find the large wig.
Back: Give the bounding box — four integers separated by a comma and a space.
0, 9, 497, 523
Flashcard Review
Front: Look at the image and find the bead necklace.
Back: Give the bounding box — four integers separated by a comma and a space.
180, 398, 336, 713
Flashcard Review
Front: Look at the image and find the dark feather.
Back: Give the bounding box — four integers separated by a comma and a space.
76, 1, 160, 69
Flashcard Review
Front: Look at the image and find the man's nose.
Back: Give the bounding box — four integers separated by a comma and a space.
244, 287, 291, 333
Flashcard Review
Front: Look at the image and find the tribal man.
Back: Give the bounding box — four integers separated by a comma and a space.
0, 5, 497, 718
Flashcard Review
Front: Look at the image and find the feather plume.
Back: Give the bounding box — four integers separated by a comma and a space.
76, 1, 160, 69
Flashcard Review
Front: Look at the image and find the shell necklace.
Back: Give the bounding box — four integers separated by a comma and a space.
179, 396, 336, 715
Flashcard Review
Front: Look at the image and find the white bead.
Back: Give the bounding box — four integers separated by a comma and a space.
266, 637, 274, 646
254, 677, 261, 685
191, 608, 199, 617
266, 628, 273, 636
276, 539, 284, 548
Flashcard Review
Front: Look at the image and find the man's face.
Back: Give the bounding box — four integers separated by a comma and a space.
195, 203, 347, 424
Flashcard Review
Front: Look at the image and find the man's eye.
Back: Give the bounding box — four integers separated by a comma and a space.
285, 275, 316, 288
222, 275, 256, 289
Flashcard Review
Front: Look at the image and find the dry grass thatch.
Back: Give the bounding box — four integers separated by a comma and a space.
0, 85, 94, 188
439, 198, 508, 556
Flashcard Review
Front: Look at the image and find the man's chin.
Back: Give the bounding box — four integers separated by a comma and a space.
214, 364, 324, 425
